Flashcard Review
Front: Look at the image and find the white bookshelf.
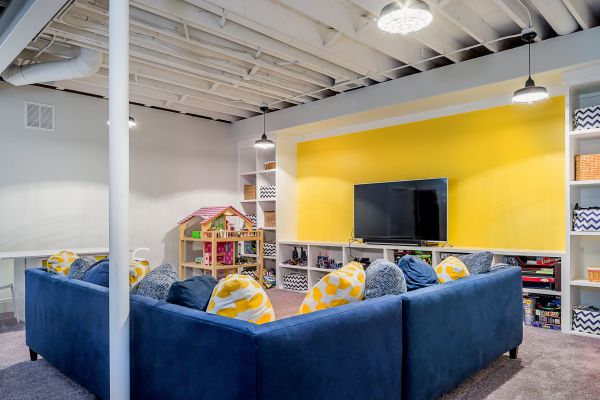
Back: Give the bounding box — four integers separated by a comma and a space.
564, 65, 600, 338
238, 142, 277, 273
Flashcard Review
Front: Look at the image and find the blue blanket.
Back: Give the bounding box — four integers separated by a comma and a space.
398, 255, 438, 291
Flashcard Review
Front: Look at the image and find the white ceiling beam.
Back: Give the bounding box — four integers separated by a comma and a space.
0, 0, 68, 72
561, 0, 598, 29
493, 0, 546, 40
424, 0, 503, 52
277, 0, 432, 72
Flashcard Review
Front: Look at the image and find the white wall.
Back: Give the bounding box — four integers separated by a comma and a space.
0, 83, 237, 309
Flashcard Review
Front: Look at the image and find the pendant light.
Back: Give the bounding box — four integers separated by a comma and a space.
377, 0, 433, 35
512, 28, 548, 104
254, 106, 274, 149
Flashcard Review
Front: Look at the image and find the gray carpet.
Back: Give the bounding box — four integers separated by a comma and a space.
1, 311, 599, 400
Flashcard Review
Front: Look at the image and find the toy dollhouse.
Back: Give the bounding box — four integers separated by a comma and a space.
178, 206, 264, 285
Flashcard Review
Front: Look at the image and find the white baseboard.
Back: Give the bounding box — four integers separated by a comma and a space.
0, 298, 15, 314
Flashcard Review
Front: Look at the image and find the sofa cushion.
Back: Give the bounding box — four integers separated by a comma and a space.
83, 259, 110, 287
47, 250, 79, 276
207, 274, 275, 324
435, 256, 470, 283
135, 263, 180, 300
167, 275, 218, 312
67, 256, 97, 280
459, 251, 493, 274
365, 259, 407, 299
298, 261, 365, 315
398, 255, 438, 291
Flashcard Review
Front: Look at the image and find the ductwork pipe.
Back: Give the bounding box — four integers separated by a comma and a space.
530, 0, 579, 35
1, 47, 102, 86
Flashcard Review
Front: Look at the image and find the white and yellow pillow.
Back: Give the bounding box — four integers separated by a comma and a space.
207, 274, 275, 325
435, 256, 470, 283
47, 250, 78, 276
129, 259, 150, 287
298, 261, 365, 315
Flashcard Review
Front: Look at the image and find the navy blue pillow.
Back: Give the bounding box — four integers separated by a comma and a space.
398, 255, 438, 291
83, 258, 110, 288
166, 275, 218, 312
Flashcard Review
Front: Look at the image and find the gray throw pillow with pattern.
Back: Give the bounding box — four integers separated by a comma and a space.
67, 256, 97, 280
459, 251, 493, 275
135, 263, 180, 300
365, 259, 407, 299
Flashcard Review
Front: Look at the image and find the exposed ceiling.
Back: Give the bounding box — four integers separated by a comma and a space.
6, 0, 600, 123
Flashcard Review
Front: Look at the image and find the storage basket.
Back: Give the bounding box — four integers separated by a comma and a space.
575, 154, 600, 180
264, 211, 276, 228
574, 105, 600, 130
264, 161, 276, 170
263, 242, 276, 257
588, 266, 600, 283
259, 185, 276, 199
244, 184, 256, 200
573, 306, 600, 335
282, 272, 308, 291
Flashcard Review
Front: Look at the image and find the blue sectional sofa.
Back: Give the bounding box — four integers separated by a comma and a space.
25, 266, 523, 400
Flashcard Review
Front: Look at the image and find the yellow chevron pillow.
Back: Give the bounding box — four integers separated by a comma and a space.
207, 274, 275, 325
129, 260, 150, 288
47, 250, 79, 276
298, 261, 365, 315
435, 256, 470, 283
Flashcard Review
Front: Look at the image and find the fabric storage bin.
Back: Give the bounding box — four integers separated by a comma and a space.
245, 214, 257, 229
573, 205, 600, 231
241, 269, 259, 282
282, 272, 308, 291
244, 185, 256, 200
574, 105, 600, 130
573, 306, 600, 335
575, 154, 600, 180
264, 161, 276, 170
264, 242, 276, 257
259, 185, 276, 199
264, 211, 276, 228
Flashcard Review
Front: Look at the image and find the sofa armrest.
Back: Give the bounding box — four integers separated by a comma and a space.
253, 295, 403, 400
400, 267, 523, 400
129, 296, 259, 400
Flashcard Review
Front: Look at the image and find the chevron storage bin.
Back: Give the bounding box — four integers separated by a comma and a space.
259, 185, 276, 199
573, 207, 600, 231
282, 272, 308, 291
573, 306, 600, 335
574, 105, 600, 130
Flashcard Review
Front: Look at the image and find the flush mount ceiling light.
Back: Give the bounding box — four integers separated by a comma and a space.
377, 0, 433, 35
106, 116, 137, 128
254, 106, 275, 149
512, 28, 549, 104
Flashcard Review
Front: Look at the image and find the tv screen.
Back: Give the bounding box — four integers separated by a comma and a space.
354, 178, 448, 244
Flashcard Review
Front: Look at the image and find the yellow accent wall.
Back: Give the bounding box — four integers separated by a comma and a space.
297, 97, 565, 250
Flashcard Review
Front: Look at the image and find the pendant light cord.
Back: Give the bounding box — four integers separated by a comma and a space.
528, 41, 531, 78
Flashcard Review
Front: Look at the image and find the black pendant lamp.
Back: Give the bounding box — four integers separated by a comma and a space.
512, 28, 548, 104
254, 106, 275, 149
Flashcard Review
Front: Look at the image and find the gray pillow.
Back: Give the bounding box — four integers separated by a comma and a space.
459, 251, 493, 275
67, 256, 97, 280
365, 259, 407, 299
135, 263, 180, 300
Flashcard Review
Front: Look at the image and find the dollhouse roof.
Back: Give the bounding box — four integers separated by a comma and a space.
178, 206, 253, 227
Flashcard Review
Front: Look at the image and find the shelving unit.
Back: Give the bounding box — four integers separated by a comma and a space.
238, 142, 277, 279
564, 64, 600, 338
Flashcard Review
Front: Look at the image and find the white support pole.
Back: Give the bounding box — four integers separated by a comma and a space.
108, 0, 130, 399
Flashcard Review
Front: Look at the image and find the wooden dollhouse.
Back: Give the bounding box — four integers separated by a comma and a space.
178, 206, 264, 285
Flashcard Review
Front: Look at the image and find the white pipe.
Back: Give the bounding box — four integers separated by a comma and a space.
108, 0, 130, 398
1, 47, 102, 86
530, 0, 579, 35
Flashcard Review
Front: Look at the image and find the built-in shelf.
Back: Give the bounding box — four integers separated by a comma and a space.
258, 198, 276, 202
264, 256, 276, 260
570, 180, 600, 186
240, 199, 256, 203
240, 171, 258, 176
278, 264, 308, 271
568, 330, 600, 339
570, 279, 600, 288
569, 231, 600, 236
522, 287, 562, 296
257, 169, 276, 175
263, 227, 276, 231
569, 127, 600, 140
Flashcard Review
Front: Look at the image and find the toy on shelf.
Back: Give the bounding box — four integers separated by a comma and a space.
283, 246, 308, 267
178, 206, 264, 286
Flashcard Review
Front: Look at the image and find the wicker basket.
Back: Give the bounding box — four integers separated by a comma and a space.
575, 154, 600, 180
264, 161, 276, 170
589, 267, 600, 283
264, 211, 276, 227
243, 184, 256, 200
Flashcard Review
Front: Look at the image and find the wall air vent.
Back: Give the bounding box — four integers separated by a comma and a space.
25, 101, 54, 131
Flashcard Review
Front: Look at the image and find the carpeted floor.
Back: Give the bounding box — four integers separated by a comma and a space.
1, 290, 599, 399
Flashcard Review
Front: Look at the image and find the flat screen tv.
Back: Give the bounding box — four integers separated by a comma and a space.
354, 178, 448, 244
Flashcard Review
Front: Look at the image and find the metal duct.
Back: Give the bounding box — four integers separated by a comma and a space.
530, 0, 579, 35
1, 47, 102, 86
